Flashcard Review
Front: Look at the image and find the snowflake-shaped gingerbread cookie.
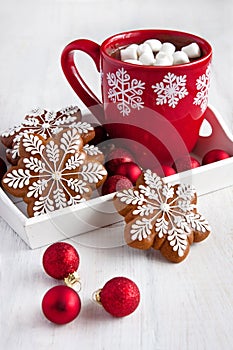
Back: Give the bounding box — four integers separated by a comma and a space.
1, 106, 94, 165
114, 169, 211, 263
2, 129, 107, 217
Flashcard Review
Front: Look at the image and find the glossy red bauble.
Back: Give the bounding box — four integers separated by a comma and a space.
99, 277, 140, 317
105, 148, 135, 174
43, 242, 80, 280
202, 149, 230, 165
161, 165, 177, 177
42, 285, 81, 324
114, 162, 142, 185
102, 175, 133, 195
173, 156, 200, 172
0, 157, 7, 182
152, 165, 176, 177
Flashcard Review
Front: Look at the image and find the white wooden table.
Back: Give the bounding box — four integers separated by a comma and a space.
0, 1, 233, 349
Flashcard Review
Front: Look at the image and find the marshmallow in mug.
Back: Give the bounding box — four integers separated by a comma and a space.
137, 43, 152, 56
120, 38, 202, 66
139, 50, 155, 65
120, 45, 138, 61
181, 43, 201, 58
159, 42, 176, 56
154, 51, 173, 66
143, 39, 162, 52
173, 51, 190, 65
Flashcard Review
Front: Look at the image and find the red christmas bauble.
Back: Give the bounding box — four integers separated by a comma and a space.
202, 149, 230, 165
161, 165, 176, 177
173, 156, 200, 172
152, 165, 176, 177
99, 277, 140, 317
42, 285, 81, 324
114, 162, 142, 185
105, 148, 135, 174
0, 157, 7, 183
43, 242, 80, 280
102, 175, 133, 195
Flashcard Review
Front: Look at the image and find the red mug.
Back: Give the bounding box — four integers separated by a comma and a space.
61, 29, 212, 168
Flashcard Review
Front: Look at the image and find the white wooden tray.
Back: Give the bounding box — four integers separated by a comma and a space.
0, 105, 233, 249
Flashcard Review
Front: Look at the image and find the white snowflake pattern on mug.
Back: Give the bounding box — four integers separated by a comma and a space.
193, 64, 211, 112
152, 72, 189, 108
106, 68, 145, 116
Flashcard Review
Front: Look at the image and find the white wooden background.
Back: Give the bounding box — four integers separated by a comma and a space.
0, 0, 233, 349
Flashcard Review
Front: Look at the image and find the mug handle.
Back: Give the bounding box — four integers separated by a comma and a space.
61, 39, 105, 124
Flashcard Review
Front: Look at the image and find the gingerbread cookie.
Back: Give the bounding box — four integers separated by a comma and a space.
2, 128, 107, 217
1, 106, 95, 165
114, 169, 211, 263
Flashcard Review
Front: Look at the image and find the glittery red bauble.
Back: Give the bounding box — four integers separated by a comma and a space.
173, 156, 200, 172
0, 157, 7, 183
105, 148, 135, 174
43, 242, 80, 280
202, 149, 230, 165
114, 162, 142, 185
42, 285, 81, 324
100, 277, 140, 317
102, 175, 133, 195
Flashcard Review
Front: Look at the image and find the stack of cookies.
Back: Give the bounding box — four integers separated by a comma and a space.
0, 106, 107, 217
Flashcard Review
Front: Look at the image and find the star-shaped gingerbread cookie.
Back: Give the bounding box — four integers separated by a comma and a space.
114, 169, 211, 263
1, 106, 94, 165
2, 128, 107, 217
